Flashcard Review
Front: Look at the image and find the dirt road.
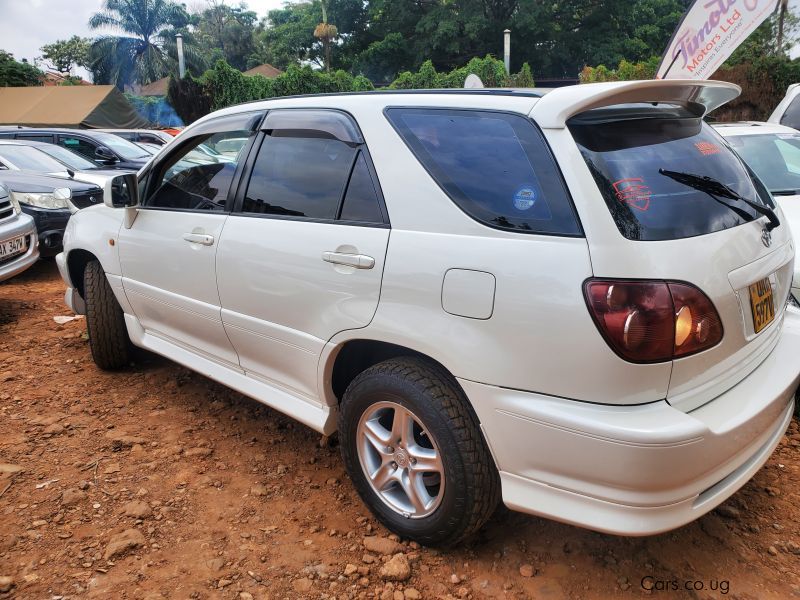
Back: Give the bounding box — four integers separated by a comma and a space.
1, 261, 799, 599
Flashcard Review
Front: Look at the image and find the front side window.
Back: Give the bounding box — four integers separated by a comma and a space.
145, 130, 252, 212
243, 135, 356, 219
569, 110, 773, 241
726, 132, 800, 196
386, 108, 581, 235
59, 136, 98, 161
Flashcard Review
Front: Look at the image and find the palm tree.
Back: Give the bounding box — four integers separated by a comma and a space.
313, 0, 337, 73
88, 0, 202, 89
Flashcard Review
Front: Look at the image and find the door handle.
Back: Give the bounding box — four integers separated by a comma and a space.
183, 233, 214, 246
322, 251, 375, 269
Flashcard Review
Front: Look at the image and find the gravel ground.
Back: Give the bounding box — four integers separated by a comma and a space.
1, 261, 799, 600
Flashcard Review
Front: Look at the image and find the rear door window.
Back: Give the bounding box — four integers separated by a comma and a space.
569, 111, 773, 241
386, 108, 581, 235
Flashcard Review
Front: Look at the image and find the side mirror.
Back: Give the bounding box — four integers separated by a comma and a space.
104, 173, 139, 209
95, 146, 118, 163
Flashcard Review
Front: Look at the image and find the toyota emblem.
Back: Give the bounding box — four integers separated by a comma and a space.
761, 227, 772, 248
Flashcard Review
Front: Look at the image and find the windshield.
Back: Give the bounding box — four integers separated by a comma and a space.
726, 132, 800, 195
93, 132, 149, 160
37, 144, 98, 171
0, 145, 67, 173
569, 114, 770, 241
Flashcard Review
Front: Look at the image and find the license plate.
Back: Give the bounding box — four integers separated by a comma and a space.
0, 235, 26, 259
749, 277, 775, 334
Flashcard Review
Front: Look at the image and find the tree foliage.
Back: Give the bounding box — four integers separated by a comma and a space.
40, 36, 91, 74
88, 0, 204, 89
190, 1, 259, 71
0, 51, 43, 87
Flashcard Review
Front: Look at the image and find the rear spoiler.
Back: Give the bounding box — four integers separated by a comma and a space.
530, 79, 740, 129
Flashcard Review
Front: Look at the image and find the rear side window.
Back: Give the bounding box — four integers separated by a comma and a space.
386, 108, 581, 235
339, 152, 383, 223
569, 113, 773, 241
243, 135, 355, 219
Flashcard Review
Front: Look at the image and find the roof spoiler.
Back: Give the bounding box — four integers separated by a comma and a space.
530, 79, 741, 129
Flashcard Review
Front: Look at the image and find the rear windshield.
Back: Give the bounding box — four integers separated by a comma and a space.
726, 132, 800, 195
569, 113, 771, 241
386, 108, 581, 236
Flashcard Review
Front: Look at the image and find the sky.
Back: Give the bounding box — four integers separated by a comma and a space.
0, 0, 286, 78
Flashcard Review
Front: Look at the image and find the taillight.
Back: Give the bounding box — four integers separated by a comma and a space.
584, 280, 723, 363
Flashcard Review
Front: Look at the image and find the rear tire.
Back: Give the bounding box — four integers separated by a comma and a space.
84, 260, 131, 370
339, 356, 500, 546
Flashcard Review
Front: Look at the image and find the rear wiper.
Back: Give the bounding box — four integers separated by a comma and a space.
659, 169, 780, 231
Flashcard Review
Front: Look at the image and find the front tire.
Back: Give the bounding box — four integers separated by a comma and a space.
339, 357, 500, 546
84, 260, 131, 370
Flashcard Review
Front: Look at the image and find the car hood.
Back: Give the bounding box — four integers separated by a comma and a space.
0, 170, 102, 194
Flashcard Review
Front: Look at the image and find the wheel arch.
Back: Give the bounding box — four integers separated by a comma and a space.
324, 338, 458, 406
66, 248, 100, 298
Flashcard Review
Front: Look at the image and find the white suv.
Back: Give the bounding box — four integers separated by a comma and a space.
56, 80, 800, 546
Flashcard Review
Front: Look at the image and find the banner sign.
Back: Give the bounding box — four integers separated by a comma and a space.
656, 0, 779, 80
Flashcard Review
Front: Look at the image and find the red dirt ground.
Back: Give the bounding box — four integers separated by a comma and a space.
1, 261, 799, 599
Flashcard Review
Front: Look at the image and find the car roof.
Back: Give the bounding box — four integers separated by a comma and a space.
712, 121, 799, 136
197, 80, 740, 132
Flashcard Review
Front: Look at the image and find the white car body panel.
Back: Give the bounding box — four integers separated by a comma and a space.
715, 121, 800, 303
768, 83, 800, 126
57, 81, 800, 535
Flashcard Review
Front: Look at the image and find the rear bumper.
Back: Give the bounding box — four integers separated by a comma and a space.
462, 308, 800, 536
0, 214, 39, 282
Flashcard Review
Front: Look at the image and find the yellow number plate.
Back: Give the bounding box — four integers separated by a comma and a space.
749, 277, 775, 334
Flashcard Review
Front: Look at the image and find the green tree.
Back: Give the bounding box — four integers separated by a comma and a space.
40, 36, 91, 74
88, 0, 203, 89
0, 51, 43, 87
191, 1, 259, 71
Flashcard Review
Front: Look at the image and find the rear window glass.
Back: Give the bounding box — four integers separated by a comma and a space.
386, 108, 581, 235
569, 114, 772, 241
726, 132, 800, 195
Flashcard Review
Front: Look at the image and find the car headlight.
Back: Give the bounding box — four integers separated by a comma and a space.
11, 188, 70, 210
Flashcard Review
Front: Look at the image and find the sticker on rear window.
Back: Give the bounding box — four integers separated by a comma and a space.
513, 186, 537, 210
612, 178, 651, 211
694, 141, 721, 155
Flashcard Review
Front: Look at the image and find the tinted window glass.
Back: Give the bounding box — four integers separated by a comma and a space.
59, 136, 98, 161
17, 134, 54, 143
243, 134, 355, 219
146, 130, 251, 212
37, 144, 98, 171
92, 132, 149, 160
570, 115, 771, 241
727, 132, 800, 194
339, 152, 383, 223
780, 95, 800, 130
387, 108, 580, 235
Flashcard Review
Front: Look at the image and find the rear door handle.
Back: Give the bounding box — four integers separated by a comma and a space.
322, 251, 375, 269
183, 233, 215, 246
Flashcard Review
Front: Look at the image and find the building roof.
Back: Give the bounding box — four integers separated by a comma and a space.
243, 64, 283, 78
0, 85, 151, 129
42, 72, 92, 87
138, 76, 171, 97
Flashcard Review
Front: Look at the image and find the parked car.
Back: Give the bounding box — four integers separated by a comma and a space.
0, 183, 38, 282
0, 171, 102, 256
0, 140, 120, 208
769, 83, 800, 130
57, 81, 800, 546
0, 128, 151, 171
96, 129, 174, 146
715, 121, 800, 303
